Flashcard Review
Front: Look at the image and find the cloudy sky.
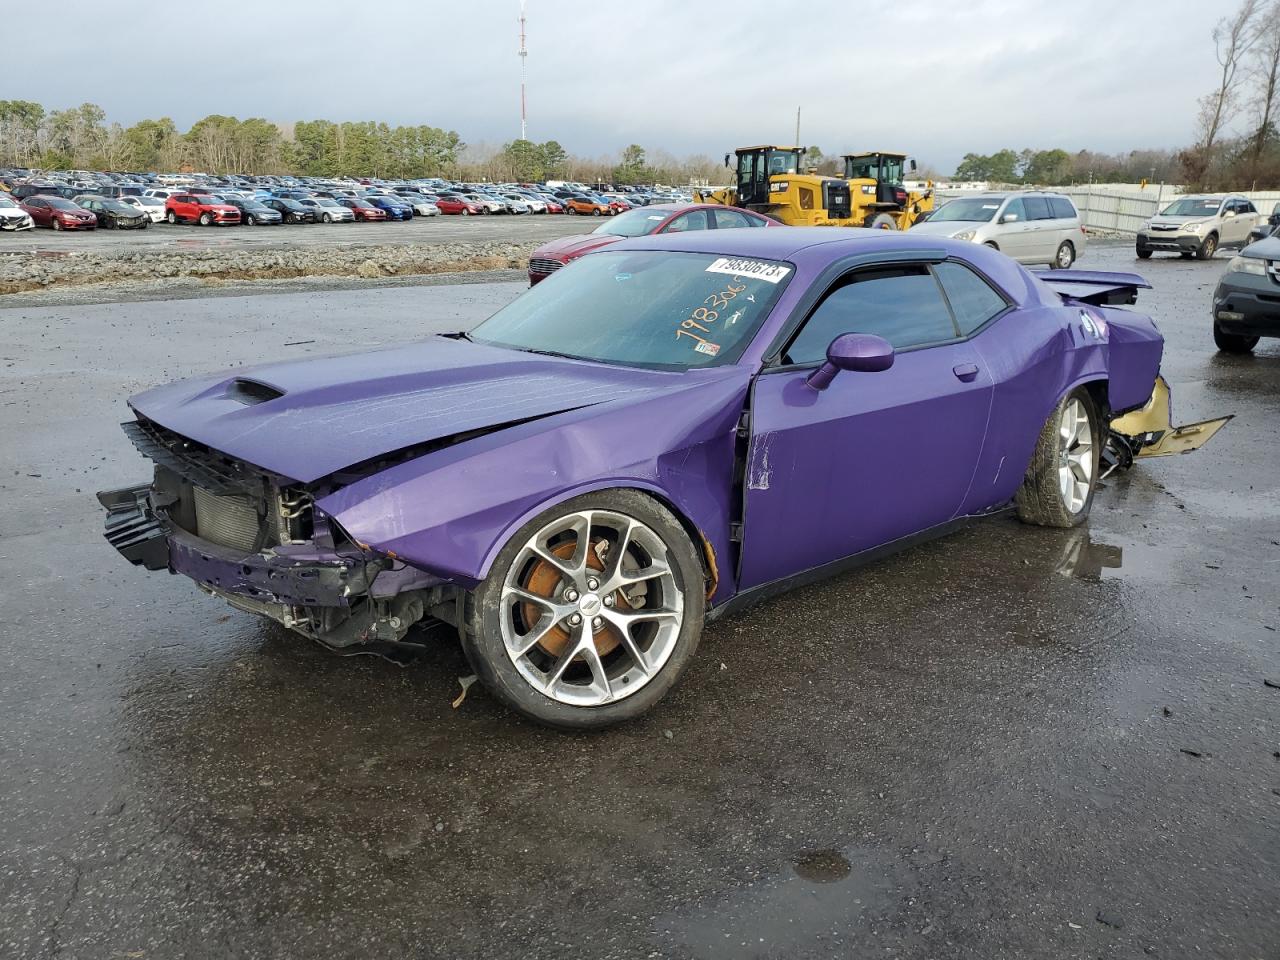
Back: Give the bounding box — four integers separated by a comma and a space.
8, 0, 1229, 168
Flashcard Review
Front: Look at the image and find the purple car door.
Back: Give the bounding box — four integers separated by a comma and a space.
738, 261, 998, 590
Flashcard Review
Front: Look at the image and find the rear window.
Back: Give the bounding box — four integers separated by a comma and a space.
934, 262, 1009, 335
1024, 197, 1052, 221
1049, 197, 1077, 219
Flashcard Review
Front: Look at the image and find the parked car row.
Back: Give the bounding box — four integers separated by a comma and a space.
0, 167, 697, 234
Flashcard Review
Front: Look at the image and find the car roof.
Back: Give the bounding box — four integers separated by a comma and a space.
609, 225, 951, 261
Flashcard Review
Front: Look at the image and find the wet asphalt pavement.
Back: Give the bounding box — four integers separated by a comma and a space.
1, 241, 1277, 959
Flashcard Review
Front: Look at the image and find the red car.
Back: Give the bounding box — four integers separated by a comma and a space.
20, 196, 97, 230
434, 195, 485, 216
527, 203, 776, 284
338, 198, 389, 222
165, 194, 241, 226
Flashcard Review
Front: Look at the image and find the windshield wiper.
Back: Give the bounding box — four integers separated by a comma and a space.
517, 347, 586, 362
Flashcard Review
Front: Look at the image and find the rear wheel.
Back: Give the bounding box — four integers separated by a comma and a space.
1015, 389, 1100, 528
1213, 322, 1259, 353
1196, 234, 1218, 260
1051, 241, 1075, 269
463, 490, 705, 730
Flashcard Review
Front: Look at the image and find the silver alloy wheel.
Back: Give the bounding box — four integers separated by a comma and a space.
1056, 242, 1073, 268
1058, 397, 1093, 513
500, 509, 684, 707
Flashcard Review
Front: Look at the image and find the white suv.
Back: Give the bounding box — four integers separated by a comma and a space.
907, 192, 1087, 268
1137, 194, 1262, 260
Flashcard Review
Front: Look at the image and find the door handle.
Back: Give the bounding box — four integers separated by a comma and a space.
952, 362, 980, 382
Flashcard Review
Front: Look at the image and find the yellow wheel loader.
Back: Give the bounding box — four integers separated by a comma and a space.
695, 146, 934, 229
841, 152, 934, 229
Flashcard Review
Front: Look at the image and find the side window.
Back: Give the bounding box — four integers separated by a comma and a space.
713, 208, 753, 229
1002, 197, 1026, 222
785, 266, 959, 363
745, 213, 770, 227
1023, 196, 1052, 220
1241, 200, 1257, 213
934, 262, 1009, 336
1049, 197, 1077, 220
664, 209, 711, 232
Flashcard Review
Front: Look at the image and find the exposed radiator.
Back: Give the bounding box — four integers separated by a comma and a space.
193, 485, 262, 552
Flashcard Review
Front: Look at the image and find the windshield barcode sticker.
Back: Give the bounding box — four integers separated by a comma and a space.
705, 258, 791, 284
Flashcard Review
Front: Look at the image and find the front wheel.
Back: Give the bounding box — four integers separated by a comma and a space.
1015, 389, 1100, 528
1196, 234, 1218, 260
322, 213, 332, 223
1213, 322, 1259, 353
865, 212, 898, 230
166, 210, 177, 224
1136, 247, 1152, 259
463, 490, 706, 730
245, 214, 255, 226
52, 219, 63, 231
198, 213, 212, 226
592, 208, 602, 216
1051, 241, 1075, 269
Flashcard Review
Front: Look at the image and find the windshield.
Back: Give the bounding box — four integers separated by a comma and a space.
0, 196, 18, 208
470, 250, 790, 369
103, 201, 133, 213
763, 150, 802, 176
929, 198, 1004, 222
1161, 197, 1222, 217
46, 197, 78, 210
595, 207, 670, 238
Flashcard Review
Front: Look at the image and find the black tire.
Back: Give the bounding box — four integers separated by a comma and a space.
566, 206, 576, 215
1196, 234, 1218, 260
983, 241, 998, 250
1015, 388, 1101, 529
245, 213, 255, 226
166, 210, 177, 224
462, 489, 706, 730
592, 208, 603, 216
865, 212, 898, 230
322, 212, 332, 223
198, 212, 212, 226
462, 208, 470, 216
1213, 322, 1259, 353
52, 219, 63, 231
1180, 251, 1195, 259
1136, 247, 1152, 259
1051, 240, 1075, 269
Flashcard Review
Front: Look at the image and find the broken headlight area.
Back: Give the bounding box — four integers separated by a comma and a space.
99, 418, 460, 658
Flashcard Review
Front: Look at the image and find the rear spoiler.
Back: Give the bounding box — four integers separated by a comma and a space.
1034, 269, 1152, 306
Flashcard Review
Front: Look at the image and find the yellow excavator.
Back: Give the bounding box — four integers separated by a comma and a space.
695, 146, 933, 228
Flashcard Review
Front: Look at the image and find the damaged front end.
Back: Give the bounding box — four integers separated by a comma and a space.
1103, 375, 1233, 476
99, 418, 455, 657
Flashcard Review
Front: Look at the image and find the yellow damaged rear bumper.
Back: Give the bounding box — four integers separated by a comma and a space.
1110, 375, 1232, 459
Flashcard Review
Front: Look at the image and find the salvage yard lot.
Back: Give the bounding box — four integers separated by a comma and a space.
0, 243, 1277, 959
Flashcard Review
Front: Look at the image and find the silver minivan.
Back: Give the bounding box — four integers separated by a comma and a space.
908, 192, 1087, 268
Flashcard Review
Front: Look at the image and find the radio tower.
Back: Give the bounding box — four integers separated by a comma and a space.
518, 0, 528, 141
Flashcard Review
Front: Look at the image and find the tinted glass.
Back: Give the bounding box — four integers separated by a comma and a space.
472, 250, 790, 370
1003, 198, 1026, 221
934, 262, 1008, 335
1023, 197, 1052, 220
1049, 197, 1077, 219
714, 209, 754, 229
664, 209, 711, 232
596, 207, 668, 237
786, 267, 958, 362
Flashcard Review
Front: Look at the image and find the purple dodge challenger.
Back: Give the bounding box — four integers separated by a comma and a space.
99, 229, 1226, 728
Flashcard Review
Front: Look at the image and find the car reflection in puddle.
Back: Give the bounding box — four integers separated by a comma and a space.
1055, 529, 1124, 581
658, 846, 903, 959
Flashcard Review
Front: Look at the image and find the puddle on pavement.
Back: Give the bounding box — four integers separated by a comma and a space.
791, 849, 852, 883
1055, 531, 1124, 581
657, 846, 900, 959
1052, 529, 1195, 586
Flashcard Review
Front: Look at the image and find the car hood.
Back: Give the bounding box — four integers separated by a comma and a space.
1241, 235, 1280, 258
0, 207, 27, 219
128, 335, 692, 484
1147, 216, 1208, 228
907, 219, 991, 237
532, 233, 622, 260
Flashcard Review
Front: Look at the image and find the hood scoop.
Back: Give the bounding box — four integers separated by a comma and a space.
227, 378, 285, 406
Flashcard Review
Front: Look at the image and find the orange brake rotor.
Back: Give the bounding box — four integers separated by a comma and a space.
521, 538, 629, 658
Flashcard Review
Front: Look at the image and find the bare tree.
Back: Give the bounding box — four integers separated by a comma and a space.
1186, 0, 1262, 184
1248, 0, 1280, 171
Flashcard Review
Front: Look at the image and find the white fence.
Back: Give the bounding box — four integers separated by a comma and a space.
938, 185, 1280, 235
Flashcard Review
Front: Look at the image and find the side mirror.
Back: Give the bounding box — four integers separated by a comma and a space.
724, 153, 732, 168
1223, 209, 1236, 218
909, 158, 918, 172
806, 333, 895, 391
999, 212, 1018, 224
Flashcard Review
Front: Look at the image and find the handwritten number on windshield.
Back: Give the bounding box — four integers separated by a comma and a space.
676, 278, 746, 351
